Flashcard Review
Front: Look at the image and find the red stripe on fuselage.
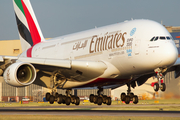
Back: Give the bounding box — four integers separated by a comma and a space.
27, 47, 33, 57
21, 0, 41, 46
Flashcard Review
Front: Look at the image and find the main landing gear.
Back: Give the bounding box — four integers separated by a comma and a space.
120, 84, 138, 104
153, 72, 166, 92
89, 88, 112, 105
45, 89, 80, 106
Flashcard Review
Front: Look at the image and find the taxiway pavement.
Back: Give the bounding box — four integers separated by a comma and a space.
0, 104, 180, 117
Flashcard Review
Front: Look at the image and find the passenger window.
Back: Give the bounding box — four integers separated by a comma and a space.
154, 37, 158, 41
160, 36, 166, 40
150, 37, 155, 41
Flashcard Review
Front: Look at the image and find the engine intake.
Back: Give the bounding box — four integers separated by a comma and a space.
3, 62, 36, 87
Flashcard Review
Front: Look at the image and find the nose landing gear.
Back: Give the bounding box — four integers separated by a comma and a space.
154, 71, 166, 92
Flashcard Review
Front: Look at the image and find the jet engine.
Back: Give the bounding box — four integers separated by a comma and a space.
3, 62, 36, 87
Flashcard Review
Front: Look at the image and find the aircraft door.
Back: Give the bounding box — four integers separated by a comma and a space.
134, 40, 141, 55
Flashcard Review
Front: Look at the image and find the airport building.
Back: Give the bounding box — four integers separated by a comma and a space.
0, 26, 180, 102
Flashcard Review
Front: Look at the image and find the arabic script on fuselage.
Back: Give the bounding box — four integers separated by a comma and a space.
73, 40, 88, 51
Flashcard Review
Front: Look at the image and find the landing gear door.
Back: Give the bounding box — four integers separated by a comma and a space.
134, 40, 141, 55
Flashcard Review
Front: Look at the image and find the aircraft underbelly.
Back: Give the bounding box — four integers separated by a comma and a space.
62, 77, 131, 89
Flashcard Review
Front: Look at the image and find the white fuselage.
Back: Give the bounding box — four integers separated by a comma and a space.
20, 19, 178, 89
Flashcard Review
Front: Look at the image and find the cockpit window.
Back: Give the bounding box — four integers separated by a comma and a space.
166, 37, 171, 40
150, 37, 155, 41
150, 36, 172, 41
160, 36, 166, 40
154, 37, 158, 41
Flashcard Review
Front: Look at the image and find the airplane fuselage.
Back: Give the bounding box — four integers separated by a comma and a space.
20, 19, 178, 89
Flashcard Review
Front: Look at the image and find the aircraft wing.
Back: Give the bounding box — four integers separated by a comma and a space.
173, 57, 180, 66
0, 56, 107, 82
171, 57, 180, 78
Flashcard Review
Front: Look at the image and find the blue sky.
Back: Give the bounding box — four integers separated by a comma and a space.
0, 0, 180, 40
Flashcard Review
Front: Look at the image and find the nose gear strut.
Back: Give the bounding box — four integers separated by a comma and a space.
154, 68, 167, 92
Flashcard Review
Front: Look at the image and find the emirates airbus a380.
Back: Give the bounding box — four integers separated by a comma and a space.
0, 0, 179, 105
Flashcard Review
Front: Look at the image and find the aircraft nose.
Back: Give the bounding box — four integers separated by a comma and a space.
160, 42, 178, 67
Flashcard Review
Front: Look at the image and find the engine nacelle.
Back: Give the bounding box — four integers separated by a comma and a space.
3, 62, 36, 87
